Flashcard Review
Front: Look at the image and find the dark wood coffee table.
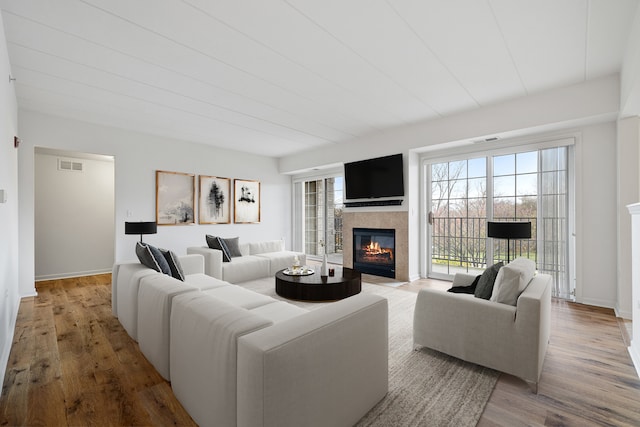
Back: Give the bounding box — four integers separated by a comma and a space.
275, 267, 362, 302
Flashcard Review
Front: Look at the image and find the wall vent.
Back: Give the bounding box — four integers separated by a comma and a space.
58, 159, 84, 172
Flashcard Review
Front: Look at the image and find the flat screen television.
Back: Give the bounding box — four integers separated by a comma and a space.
344, 153, 404, 199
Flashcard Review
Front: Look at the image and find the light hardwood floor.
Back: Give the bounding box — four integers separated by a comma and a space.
1, 274, 640, 426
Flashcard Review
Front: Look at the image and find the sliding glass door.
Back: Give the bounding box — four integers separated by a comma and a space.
430, 157, 487, 277
294, 175, 344, 264
426, 144, 572, 299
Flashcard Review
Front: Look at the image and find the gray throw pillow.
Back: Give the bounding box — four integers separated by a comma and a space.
474, 262, 503, 300
206, 234, 231, 262
160, 248, 185, 281
136, 242, 171, 275
223, 237, 242, 258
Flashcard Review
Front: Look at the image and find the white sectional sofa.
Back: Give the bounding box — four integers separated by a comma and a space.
111, 253, 215, 341
112, 253, 389, 427
187, 239, 306, 283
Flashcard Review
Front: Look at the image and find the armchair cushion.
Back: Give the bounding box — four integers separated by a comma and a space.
490, 257, 536, 306
474, 262, 503, 300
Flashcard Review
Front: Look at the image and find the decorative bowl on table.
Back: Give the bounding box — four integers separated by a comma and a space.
282, 266, 315, 276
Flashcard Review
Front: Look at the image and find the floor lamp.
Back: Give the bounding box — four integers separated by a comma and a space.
487, 221, 532, 263
125, 221, 157, 243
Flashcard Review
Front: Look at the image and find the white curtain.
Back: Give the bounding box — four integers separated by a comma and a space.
538, 147, 571, 299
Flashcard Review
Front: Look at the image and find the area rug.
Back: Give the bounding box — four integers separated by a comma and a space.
238, 278, 500, 426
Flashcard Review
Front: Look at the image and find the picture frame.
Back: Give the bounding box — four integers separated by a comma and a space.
234, 179, 260, 223
199, 175, 231, 224
156, 170, 195, 225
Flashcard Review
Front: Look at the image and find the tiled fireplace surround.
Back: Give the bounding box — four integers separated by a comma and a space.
343, 211, 409, 282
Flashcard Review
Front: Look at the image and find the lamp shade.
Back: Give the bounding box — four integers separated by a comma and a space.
125, 221, 157, 236
487, 221, 531, 239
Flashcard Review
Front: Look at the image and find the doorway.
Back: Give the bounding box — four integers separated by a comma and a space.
34, 147, 115, 280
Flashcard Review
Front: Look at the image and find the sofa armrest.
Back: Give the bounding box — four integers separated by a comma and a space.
414, 290, 517, 350
513, 273, 552, 382
170, 293, 273, 427
186, 246, 223, 279
237, 293, 388, 427
178, 254, 205, 275
452, 273, 478, 287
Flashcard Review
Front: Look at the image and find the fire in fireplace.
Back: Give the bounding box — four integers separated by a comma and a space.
353, 228, 396, 278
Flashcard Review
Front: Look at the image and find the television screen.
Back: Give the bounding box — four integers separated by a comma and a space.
344, 154, 404, 199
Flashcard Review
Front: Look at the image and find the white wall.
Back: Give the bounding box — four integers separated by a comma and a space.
617, 117, 640, 318
0, 10, 20, 395
18, 110, 292, 297
34, 150, 115, 280
621, 4, 640, 117
575, 122, 619, 309
280, 77, 621, 309
279, 75, 620, 174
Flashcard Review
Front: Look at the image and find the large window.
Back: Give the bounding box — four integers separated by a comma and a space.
427, 144, 572, 299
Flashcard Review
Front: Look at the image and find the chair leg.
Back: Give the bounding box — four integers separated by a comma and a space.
525, 380, 538, 394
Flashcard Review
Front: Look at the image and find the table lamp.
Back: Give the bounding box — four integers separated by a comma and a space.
487, 221, 531, 263
125, 221, 157, 243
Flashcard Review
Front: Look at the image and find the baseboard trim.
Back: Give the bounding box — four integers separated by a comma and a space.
35, 269, 112, 282
577, 297, 617, 311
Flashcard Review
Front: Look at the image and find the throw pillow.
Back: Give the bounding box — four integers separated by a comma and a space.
474, 262, 503, 300
136, 242, 171, 275
160, 248, 185, 281
490, 257, 536, 306
223, 237, 243, 258
205, 234, 231, 262
447, 275, 480, 294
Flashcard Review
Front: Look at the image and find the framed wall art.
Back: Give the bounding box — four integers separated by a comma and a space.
234, 179, 260, 223
199, 175, 231, 224
156, 170, 195, 225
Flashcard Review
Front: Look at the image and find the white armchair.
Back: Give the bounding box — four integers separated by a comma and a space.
413, 272, 551, 392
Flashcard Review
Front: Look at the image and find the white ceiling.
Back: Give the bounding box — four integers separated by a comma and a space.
1, 0, 638, 158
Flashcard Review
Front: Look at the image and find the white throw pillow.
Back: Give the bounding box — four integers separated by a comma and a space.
490, 257, 536, 306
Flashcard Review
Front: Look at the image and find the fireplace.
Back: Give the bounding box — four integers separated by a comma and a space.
353, 228, 396, 278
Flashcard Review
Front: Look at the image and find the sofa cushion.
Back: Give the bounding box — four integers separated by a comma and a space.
249, 240, 285, 255
160, 248, 185, 281
136, 242, 171, 275
222, 255, 271, 283
249, 301, 308, 323
203, 285, 275, 310
206, 234, 231, 262
223, 237, 243, 257
184, 273, 230, 290
490, 257, 536, 306
255, 251, 307, 276
474, 262, 503, 300
137, 275, 201, 380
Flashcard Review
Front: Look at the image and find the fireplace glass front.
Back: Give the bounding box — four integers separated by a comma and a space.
353, 228, 396, 278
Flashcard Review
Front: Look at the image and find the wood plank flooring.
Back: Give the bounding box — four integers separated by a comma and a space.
1, 275, 196, 426
2, 274, 640, 426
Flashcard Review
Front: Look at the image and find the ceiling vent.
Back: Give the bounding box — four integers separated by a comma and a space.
58, 159, 84, 172
472, 136, 500, 144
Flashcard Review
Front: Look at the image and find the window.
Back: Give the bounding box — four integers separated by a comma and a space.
426, 143, 572, 299
293, 174, 344, 264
